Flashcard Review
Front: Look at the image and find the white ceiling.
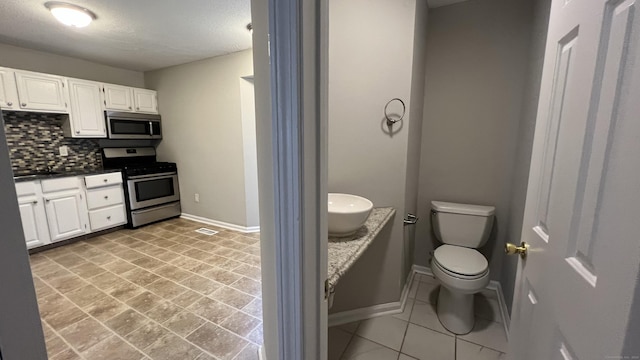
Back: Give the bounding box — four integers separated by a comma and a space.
0, 0, 252, 72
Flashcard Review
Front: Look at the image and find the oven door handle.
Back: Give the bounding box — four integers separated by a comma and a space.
127, 172, 177, 180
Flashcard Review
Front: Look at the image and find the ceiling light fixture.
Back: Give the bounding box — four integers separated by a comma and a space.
45, 2, 97, 28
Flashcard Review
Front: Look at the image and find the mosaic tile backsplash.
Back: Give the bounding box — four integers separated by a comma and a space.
2, 111, 102, 174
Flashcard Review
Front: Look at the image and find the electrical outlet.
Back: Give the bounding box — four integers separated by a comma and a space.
59, 145, 69, 156
194, 193, 200, 203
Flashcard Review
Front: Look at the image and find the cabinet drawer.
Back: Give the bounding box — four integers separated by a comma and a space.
15, 181, 38, 197
89, 204, 126, 231
86, 186, 124, 210
41, 177, 80, 193
85, 172, 122, 189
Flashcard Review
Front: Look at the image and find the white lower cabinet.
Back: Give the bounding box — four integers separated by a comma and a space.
44, 189, 88, 242
18, 196, 51, 249
15, 172, 126, 249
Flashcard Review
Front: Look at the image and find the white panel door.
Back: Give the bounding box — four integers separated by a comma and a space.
102, 84, 133, 111
44, 190, 87, 242
17, 196, 51, 249
508, 0, 640, 359
14, 71, 68, 112
0, 67, 18, 110
133, 88, 158, 114
68, 79, 107, 138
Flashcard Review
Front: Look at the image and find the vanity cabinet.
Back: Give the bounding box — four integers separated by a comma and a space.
0, 67, 19, 110
14, 70, 68, 113
65, 79, 106, 138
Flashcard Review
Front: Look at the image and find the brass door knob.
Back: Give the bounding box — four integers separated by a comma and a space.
505, 241, 528, 259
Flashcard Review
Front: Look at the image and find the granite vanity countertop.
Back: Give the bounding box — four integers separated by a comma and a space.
13, 168, 122, 182
327, 207, 396, 292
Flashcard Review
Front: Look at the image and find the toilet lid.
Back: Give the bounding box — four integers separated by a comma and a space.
433, 245, 488, 276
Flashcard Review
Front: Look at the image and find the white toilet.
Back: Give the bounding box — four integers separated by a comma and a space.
430, 200, 495, 334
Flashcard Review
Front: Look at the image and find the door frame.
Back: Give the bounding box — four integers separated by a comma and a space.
252, 0, 328, 359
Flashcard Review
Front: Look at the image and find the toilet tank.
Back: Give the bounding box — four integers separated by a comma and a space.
431, 201, 495, 248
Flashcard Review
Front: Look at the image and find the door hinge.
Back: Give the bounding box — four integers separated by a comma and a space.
324, 279, 329, 300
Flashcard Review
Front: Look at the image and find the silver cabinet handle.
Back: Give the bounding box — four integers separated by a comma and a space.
104, 196, 109, 199
128, 106, 132, 110
136, 107, 140, 111
32, 200, 38, 205
21, 103, 27, 107
46, 199, 50, 203
7, 102, 12, 106
107, 216, 112, 220
103, 179, 108, 182
76, 130, 80, 134
149, 121, 153, 136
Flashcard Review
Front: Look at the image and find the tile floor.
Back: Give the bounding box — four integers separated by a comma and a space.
329, 274, 508, 360
29, 218, 262, 360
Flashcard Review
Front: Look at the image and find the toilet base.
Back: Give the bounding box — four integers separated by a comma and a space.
436, 285, 475, 335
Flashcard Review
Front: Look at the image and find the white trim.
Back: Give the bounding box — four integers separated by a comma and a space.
328, 265, 512, 340
259, 346, 266, 360
328, 271, 415, 327
180, 213, 260, 233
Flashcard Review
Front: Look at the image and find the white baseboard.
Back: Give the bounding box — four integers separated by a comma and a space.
329, 264, 511, 339
181, 213, 260, 233
328, 271, 416, 327
259, 346, 266, 360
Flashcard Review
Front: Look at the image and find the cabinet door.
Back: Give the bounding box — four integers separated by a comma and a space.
15, 71, 68, 112
102, 84, 133, 111
18, 196, 51, 249
133, 88, 158, 114
44, 190, 87, 242
68, 79, 106, 138
0, 67, 18, 110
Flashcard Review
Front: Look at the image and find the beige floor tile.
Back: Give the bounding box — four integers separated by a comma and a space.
68, 262, 106, 279
241, 298, 263, 318
86, 252, 119, 266
188, 297, 236, 324
356, 315, 408, 351
399, 354, 418, 360
181, 274, 223, 295
65, 284, 105, 308
81, 335, 144, 360
246, 325, 263, 345
39, 293, 74, 320
84, 295, 130, 321
456, 338, 506, 360
50, 348, 82, 360
45, 330, 69, 357
131, 256, 166, 271
220, 311, 261, 337
164, 311, 205, 337
125, 322, 171, 350
342, 336, 399, 360
145, 300, 183, 323
187, 322, 248, 360
234, 344, 260, 360
153, 264, 193, 282
401, 324, 455, 360
146, 333, 202, 360
45, 306, 88, 331
58, 317, 112, 352
102, 259, 138, 274
105, 309, 149, 336
211, 286, 254, 309
145, 278, 188, 299
90, 272, 128, 290
122, 268, 162, 287
203, 268, 242, 285
47, 274, 88, 294
172, 289, 204, 308
409, 300, 454, 336
33, 277, 56, 298
126, 291, 164, 313
230, 277, 261, 297
52, 253, 86, 268
107, 281, 146, 301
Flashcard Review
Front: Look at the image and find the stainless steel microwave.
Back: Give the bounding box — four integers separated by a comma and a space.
106, 111, 162, 140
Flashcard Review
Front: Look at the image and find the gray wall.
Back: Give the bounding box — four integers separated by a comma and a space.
0, 112, 48, 359
414, 0, 534, 283
500, 0, 551, 314
328, 0, 424, 312
144, 50, 256, 228
0, 42, 144, 87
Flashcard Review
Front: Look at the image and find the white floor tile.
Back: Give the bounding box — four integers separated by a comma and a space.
338, 321, 360, 334
479, 288, 498, 300
409, 300, 453, 336
456, 339, 506, 360
418, 273, 438, 285
415, 282, 439, 304
356, 316, 408, 351
393, 297, 416, 322
401, 323, 455, 360
328, 327, 353, 360
457, 318, 508, 353
475, 294, 502, 323
408, 279, 419, 299
341, 336, 399, 360
399, 354, 418, 360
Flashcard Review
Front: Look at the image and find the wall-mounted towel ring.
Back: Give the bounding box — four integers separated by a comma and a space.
384, 98, 406, 126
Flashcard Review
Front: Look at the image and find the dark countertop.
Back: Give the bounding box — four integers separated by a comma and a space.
13, 169, 122, 183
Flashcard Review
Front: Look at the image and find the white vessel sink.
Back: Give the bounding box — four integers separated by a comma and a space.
328, 193, 373, 237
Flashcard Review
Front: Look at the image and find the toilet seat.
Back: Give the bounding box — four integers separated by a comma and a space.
433, 245, 488, 279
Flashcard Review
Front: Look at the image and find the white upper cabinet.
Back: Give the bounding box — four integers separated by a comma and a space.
103, 83, 134, 112
0, 67, 18, 110
133, 88, 158, 114
14, 70, 68, 113
66, 79, 106, 138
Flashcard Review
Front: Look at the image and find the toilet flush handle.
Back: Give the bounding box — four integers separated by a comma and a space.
404, 213, 419, 225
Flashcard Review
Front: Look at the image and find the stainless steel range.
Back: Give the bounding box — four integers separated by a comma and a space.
102, 147, 181, 228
